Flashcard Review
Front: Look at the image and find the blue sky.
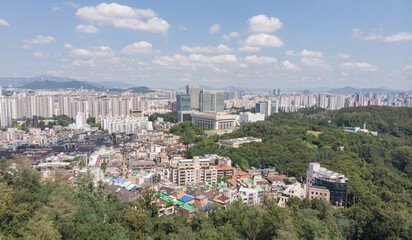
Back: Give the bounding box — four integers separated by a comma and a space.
0, 0, 411, 89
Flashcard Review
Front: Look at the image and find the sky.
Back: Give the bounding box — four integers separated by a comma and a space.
0, 0, 411, 90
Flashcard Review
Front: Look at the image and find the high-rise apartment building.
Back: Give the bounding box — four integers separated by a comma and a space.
186, 85, 199, 110
0, 97, 11, 128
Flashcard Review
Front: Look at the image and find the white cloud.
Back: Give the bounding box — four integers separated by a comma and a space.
209, 24, 221, 34
383, 32, 412, 42
286, 49, 323, 57
181, 44, 233, 53
64, 43, 73, 49
243, 55, 277, 64
248, 15, 282, 33
69, 46, 115, 60
153, 53, 238, 69
23, 35, 55, 44
52, 6, 61, 12
352, 28, 412, 42
75, 24, 99, 33
280, 60, 300, 71
76, 3, 170, 33
0, 18, 9, 26
337, 53, 350, 59
301, 57, 330, 68
177, 23, 187, 30
238, 46, 261, 52
121, 41, 159, 55
21, 45, 32, 50
243, 33, 283, 47
222, 32, 240, 41
65, 1, 79, 9
341, 72, 349, 76
72, 59, 96, 67
340, 62, 378, 71
404, 65, 412, 70
33, 52, 44, 58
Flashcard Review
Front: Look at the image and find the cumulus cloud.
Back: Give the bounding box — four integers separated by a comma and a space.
21, 45, 32, 50
286, 49, 323, 57
52, 6, 61, 12
33, 52, 44, 58
238, 46, 261, 52
75, 24, 99, 33
243, 33, 283, 47
243, 55, 277, 64
67, 45, 119, 64
72, 59, 96, 67
340, 62, 378, 71
64, 43, 73, 49
209, 24, 221, 34
181, 44, 233, 53
121, 41, 159, 55
384, 32, 412, 42
0, 18, 9, 26
23, 35, 55, 44
280, 60, 300, 71
76, 3, 170, 33
222, 32, 240, 41
301, 57, 330, 69
248, 14, 282, 33
153, 54, 238, 69
337, 53, 350, 59
352, 28, 412, 42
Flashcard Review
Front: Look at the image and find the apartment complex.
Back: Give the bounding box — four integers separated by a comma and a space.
169, 157, 218, 186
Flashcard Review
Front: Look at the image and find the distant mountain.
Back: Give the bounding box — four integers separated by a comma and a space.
20, 80, 100, 90
128, 86, 154, 93
327, 86, 411, 95
0, 75, 136, 89
83, 80, 136, 89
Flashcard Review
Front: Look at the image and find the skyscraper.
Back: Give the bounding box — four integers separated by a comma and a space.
199, 90, 224, 112
176, 94, 191, 111
0, 97, 11, 128
186, 85, 200, 110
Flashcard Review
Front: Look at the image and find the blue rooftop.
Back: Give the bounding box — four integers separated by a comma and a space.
202, 201, 214, 211
112, 178, 127, 184
179, 194, 195, 203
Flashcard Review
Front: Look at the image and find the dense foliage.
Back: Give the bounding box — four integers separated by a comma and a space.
169, 122, 206, 145
148, 112, 178, 123
0, 106, 411, 239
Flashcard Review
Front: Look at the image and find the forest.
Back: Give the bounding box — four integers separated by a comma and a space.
0, 106, 411, 239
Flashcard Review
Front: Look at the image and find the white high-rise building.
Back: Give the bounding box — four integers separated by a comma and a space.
0, 97, 11, 128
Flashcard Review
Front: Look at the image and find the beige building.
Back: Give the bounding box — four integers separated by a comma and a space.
169, 157, 217, 186
308, 186, 330, 202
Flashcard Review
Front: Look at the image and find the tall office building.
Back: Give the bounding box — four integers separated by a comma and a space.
186, 85, 200, 110
176, 94, 191, 111
306, 163, 348, 207
199, 90, 224, 112
255, 101, 276, 117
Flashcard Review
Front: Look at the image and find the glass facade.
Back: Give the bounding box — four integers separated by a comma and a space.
177, 94, 191, 111
314, 178, 348, 207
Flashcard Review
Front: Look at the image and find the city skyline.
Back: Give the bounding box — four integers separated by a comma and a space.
0, 1, 411, 90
